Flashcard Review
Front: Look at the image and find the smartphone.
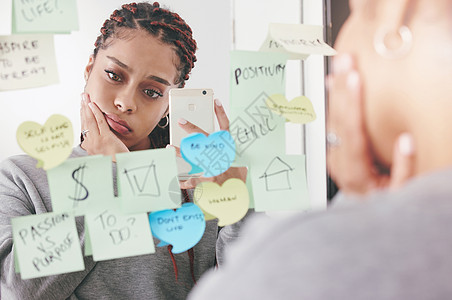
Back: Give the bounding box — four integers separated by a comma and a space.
169, 88, 215, 180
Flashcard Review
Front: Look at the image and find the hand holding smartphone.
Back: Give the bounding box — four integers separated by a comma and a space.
169, 88, 214, 180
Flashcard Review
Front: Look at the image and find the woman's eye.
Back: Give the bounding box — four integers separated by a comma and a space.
144, 89, 163, 99
105, 70, 121, 82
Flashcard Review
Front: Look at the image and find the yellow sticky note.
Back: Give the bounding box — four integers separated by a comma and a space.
16, 114, 73, 170
266, 94, 316, 124
11, 212, 85, 279
0, 34, 59, 90
194, 178, 249, 226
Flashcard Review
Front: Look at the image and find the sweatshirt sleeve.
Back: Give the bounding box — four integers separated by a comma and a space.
0, 157, 96, 300
216, 209, 269, 266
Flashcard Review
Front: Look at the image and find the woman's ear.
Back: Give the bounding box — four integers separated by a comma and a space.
84, 55, 95, 82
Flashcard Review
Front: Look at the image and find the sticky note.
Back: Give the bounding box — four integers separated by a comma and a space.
266, 94, 316, 124
0, 34, 59, 90
84, 220, 92, 257
260, 23, 336, 60
12, 0, 79, 33
17, 114, 73, 170
229, 51, 287, 164
180, 131, 236, 177
149, 203, 206, 254
116, 148, 181, 214
85, 205, 155, 261
250, 154, 310, 211
194, 178, 249, 226
11, 212, 84, 279
47, 155, 114, 216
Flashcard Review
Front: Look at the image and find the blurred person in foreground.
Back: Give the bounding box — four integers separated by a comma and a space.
188, 0, 452, 299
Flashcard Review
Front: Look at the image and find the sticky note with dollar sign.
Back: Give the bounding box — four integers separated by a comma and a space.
16, 114, 74, 170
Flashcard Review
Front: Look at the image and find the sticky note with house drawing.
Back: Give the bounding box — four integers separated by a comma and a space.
116, 148, 181, 214
250, 153, 309, 211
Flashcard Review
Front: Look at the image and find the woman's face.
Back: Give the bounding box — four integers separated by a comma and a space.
334, 0, 397, 168
84, 29, 179, 151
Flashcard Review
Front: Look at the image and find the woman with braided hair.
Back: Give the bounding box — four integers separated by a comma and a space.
0, 2, 246, 299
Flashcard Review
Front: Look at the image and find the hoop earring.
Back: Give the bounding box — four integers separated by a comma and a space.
373, 26, 412, 59
157, 115, 169, 129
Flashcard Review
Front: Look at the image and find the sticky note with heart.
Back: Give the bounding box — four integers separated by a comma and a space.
148, 203, 206, 254
16, 114, 73, 170
180, 130, 236, 177
266, 94, 316, 124
194, 178, 249, 226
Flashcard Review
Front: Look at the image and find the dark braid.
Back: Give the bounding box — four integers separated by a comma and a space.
93, 2, 197, 149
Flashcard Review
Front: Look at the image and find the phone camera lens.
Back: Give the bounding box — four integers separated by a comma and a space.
202, 90, 207, 95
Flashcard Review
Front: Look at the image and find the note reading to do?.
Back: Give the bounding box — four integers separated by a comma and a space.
0, 34, 59, 90
85, 206, 155, 261
180, 131, 236, 177
149, 203, 206, 254
13, 0, 79, 33
11, 212, 84, 279
194, 178, 250, 226
266, 94, 317, 124
17, 114, 73, 170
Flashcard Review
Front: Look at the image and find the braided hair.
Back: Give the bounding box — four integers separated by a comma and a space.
92, 2, 197, 149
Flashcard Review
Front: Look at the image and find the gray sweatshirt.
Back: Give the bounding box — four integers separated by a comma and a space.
189, 168, 452, 299
0, 146, 245, 300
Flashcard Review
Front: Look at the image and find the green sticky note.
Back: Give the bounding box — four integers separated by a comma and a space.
12, 0, 78, 33
47, 155, 114, 216
0, 34, 59, 91
84, 220, 92, 256
85, 203, 155, 261
16, 114, 73, 170
11, 212, 84, 279
116, 148, 181, 214
250, 153, 309, 211
229, 50, 288, 165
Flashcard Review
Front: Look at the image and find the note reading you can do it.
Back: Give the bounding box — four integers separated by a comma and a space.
11, 212, 84, 279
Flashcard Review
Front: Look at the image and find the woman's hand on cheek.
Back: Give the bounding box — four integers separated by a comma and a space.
80, 93, 129, 160
327, 54, 415, 196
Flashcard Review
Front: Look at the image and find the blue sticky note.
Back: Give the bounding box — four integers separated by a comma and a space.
180, 131, 236, 177
149, 203, 206, 254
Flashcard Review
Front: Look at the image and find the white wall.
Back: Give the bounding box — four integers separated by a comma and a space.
0, 0, 231, 160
